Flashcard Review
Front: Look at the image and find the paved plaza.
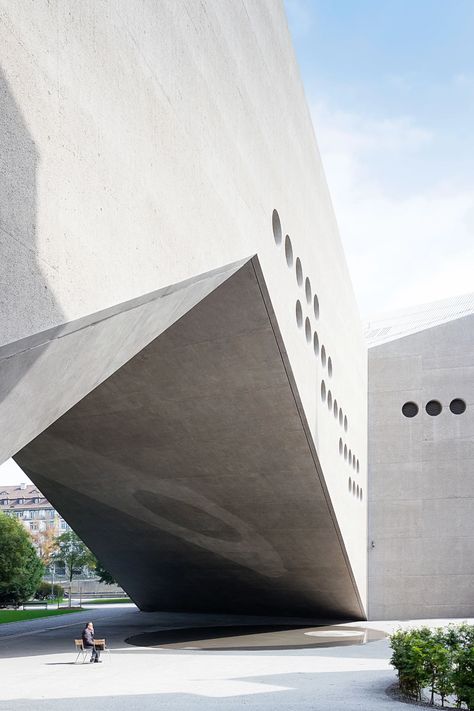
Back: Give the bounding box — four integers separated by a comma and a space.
0, 605, 471, 710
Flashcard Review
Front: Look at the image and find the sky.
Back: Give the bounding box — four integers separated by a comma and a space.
284, 0, 474, 317
1, 3, 473, 487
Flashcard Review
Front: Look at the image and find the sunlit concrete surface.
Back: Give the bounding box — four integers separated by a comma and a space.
0, 607, 472, 711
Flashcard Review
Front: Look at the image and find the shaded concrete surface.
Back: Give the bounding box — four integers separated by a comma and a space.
16, 261, 363, 619
2, 607, 470, 710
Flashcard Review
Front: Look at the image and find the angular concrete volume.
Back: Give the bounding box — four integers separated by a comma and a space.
1, 1, 368, 618
15, 260, 364, 618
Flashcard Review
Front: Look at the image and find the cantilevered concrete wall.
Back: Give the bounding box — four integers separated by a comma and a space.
368, 311, 474, 619
1, 1, 367, 616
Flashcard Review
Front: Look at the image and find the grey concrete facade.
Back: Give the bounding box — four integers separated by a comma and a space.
368, 306, 474, 619
0, 1, 367, 618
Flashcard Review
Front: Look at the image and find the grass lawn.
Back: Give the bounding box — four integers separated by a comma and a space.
84, 598, 131, 605
0, 608, 83, 624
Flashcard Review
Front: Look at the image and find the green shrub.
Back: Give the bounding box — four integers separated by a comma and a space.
390, 624, 474, 709
34, 582, 65, 600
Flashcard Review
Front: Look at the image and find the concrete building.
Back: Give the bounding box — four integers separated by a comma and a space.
0, 1, 367, 618
0, 1, 470, 621
367, 294, 474, 619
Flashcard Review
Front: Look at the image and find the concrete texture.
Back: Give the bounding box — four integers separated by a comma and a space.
368, 312, 474, 619
1, 0, 367, 617
15, 260, 364, 619
0, 605, 472, 711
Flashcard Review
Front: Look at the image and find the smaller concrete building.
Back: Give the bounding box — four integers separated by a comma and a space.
367, 293, 474, 620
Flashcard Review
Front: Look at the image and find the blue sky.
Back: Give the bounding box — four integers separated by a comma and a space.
285, 0, 474, 315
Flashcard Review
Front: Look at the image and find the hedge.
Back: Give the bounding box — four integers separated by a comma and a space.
390, 624, 474, 709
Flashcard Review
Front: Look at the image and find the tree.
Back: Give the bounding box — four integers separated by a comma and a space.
31, 526, 57, 567
94, 559, 116, 586
0, 512, 44, 607
52, 531, 94, 586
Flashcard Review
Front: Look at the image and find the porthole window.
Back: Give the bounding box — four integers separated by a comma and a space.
450, 398, 466, 415
348, 448, 352, 463
295, 257, 303, 286
356, 459, 360, 473
272, 209, 282, 245
402, 402, 419, 418
313, 331, 320, 357
360, 488, 363, 501
321, 380, 326, 402
339, 437, 343, 454
327, 357, 333, 378
327, 390, 332, 409
344, 415, 348, 432
313, 294, 319, 320
296, 300, 303, 328
305, 277, 312, 304
333, 399, 338, 418
344, 444, 347, 460
339, 409, 343, 426
352, 457, 356, 470
321, 345, 326, 368
348, 477, 352, 492
352, 480, 356, 495
285, 235, 293, 267
305, 317, 311, 343
426, 400, 442, 416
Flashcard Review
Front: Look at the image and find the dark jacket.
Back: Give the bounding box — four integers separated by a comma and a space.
82, 627, 94, 648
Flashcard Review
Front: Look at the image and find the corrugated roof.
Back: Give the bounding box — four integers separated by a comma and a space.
365, 292, 474, 347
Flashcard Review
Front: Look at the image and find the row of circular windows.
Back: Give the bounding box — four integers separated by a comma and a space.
349, 477, 363, 500
321, 380, 348, 431
339, 438, 360, 472
402, 398, 467, 418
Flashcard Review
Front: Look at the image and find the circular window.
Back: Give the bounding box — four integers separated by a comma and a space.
348, 477, 352, 492
402, 402, 419, 418
321, 345, 326, 368
360, 488, 363, 501
339, 437, 343, 455
295, 258, 303, 286
352, 456, 356, 470
327, 390, 332, 410
285, 235, 293, 267
305, 277, 312, 304
450, 398, 466, 415
313, 331, 319, 357
313, 294, 320, 320
339, 409, 343, 426
356, 459, 360, 473
352, 480, 356, 495
333, 399, 338, 418
344, 415, 348, 432
305, 317, 311, 343
348, 448, 352, 463
321, 380, 326, 402
272, 209, 282, 246
327, 357, 333, 378
343, 444, 347, 460
296, 300, 303, 328
426, 400, 442, 416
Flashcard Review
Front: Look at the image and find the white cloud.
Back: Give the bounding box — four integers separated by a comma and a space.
311, 101, 474, 316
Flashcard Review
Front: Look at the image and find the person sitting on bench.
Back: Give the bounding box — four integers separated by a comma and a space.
81, 622, 101, 663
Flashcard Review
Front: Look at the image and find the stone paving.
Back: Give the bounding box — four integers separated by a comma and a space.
0, 606, 471, 710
